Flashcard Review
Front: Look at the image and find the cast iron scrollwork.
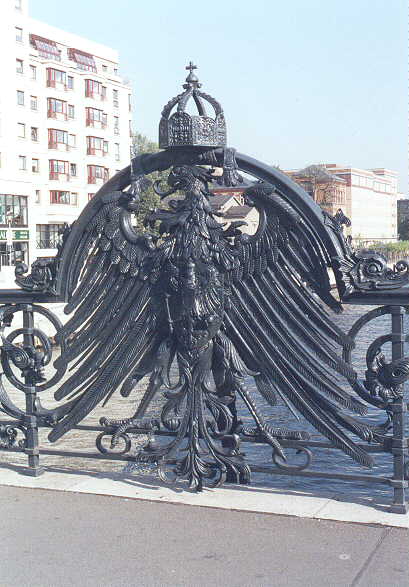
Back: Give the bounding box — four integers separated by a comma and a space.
348, 252, 409, 292
365, 340, 409, 402
0, 304, 71, 428
0, 423, 27, 449
342, 306, 409, 447
343, 306, 409, 407
15, 223, 71, 294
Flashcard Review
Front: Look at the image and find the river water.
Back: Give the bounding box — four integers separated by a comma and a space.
0, 303, 408, 503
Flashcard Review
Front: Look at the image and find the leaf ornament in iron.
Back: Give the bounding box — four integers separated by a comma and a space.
23, 64, 406, 491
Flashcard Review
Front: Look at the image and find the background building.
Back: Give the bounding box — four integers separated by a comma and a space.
0, 0, 132, 266
288, 164, 348, 218
288, 164, 399, 245
210, 180, 259, 235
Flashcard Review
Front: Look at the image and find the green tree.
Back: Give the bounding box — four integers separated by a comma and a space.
130, 132, 169, 230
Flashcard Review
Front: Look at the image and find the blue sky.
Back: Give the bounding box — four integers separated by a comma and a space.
31, 0, 408, 191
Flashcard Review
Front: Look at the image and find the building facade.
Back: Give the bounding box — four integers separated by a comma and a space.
0, 0, 132, 266
288, 164, 399, 245
210, 181, 259, 235
287, 165, 348, 219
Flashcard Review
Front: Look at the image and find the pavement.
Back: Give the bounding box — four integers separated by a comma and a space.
0, 464, 409, 586
0, 463, 408, 528
0, 483, 408, 587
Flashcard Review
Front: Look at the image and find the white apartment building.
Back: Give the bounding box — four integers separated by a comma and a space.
0, 0, 132, 267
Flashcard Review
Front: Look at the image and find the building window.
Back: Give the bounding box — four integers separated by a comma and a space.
17, 123, 26, 138
113, 89, 119, 107
70, 163, 77, 176
48, 129, 68, 149
67, 76, 74, 89
68, 48, 97, 72
16, 59, 23, 73
87, 165, 108, 183
47, 97, 67, 118
49, 159, 69, 180
114, 116, 119, 134
30, 34, 61, 61
102, 65, 107, 73
0, 194, 28, 226
86, 136, 107, 155
32, 158, 39, 173
71, 192, 78, 205
88, 193, 95, 200
114, 68, 118, 75
31, 127, 38, 141
50, 191, 76, 205
30, 65, 36, 79
46, 68, 66, 87
17, 91, 24, 106
15, 27, 23, 41
0, 242, 28, 266
68, 134, 76, 148
68, 104, 75, 118
85, 107, 107, 127
18, 156, 26, 170
114, 143, 120, 161
35, 190, 41, 203
30, 95, 38, 110
36, 224, 65, 248
85, 79, 106, 100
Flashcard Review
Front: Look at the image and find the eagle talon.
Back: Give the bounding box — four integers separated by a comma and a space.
99, 416, 159, 448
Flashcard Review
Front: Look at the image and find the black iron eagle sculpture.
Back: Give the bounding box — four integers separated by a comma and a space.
24, 63, 406, 491
44, 159, 383, 489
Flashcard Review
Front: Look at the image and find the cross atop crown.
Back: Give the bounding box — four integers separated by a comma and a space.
185, 61, 197, 74
184, 61, 200, 88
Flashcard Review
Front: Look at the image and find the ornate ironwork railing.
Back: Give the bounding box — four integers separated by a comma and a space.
1, 66, 408, 513
0, 150, 407, 513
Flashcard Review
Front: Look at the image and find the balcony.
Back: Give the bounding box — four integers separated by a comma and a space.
48, 141, 70, 151
46, 80, 69, 90
36, 238, 59, 249
86, 118, 107, 130
49, 171, 70, 181
87, 147, 108, 157
47, 110, 68, 121
88, 175, 107, 185
85, 92, 107, 102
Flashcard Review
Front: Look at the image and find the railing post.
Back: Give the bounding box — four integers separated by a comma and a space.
22, 304, 44, 476
389, 305, 408, 513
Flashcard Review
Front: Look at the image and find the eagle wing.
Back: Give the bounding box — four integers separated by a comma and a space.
49, 182, 170, 442
223, 182, 374, 467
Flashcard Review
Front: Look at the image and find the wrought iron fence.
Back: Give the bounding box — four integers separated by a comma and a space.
0, 65, 408, 513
